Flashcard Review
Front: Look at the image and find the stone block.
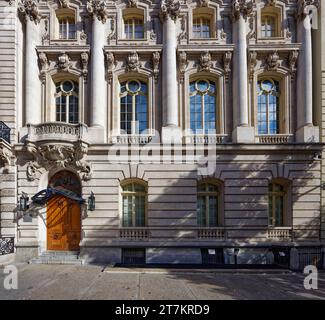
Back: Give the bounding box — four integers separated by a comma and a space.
146, 248, 202, 264
232, 126, 255, 143
296, 125, 320, 143
80, 247, 121, 264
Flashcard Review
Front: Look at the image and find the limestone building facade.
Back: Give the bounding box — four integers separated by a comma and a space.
0, 0, 324, 268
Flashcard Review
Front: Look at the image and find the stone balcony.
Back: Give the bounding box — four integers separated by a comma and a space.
24, 122, 92, 181
26, 122, 88, 143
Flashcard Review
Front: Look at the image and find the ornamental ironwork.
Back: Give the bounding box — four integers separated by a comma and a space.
0, 237, 14, 255
0, 121, 11, 144
32, 187, 85, 205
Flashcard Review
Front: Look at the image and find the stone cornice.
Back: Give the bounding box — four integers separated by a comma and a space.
86, 0, 109, 23
18, 0, 41, 24
160, 0, 181, 22
232, 0, 253, 21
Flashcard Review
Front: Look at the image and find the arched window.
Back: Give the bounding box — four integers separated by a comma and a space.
124, 17, 144, 39
55, 80, 79, 124
120, 80, 148, 134
190, 79, 217, 134
193, 17, 211, 38
121, 181, 147, 227
268, 182, 288, 227
257, 79, 280, 135
197, 181, 221, 227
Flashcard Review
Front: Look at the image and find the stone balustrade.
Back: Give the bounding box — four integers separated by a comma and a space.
256, 135, 294, 144
197, 228, 226, 240
27, 122, 88, 142
187, 135, 228, 144
119, 228, 151, 240
267, 228, 293, 241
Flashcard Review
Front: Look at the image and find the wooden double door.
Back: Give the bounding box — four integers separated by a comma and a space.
47, 171, 81, 251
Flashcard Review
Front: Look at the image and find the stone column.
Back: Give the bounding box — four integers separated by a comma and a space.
86, 0, 108, 143
296, 0, 319, 143
231, 0, 254, 143
160, 0, 182, 143
18, 0, 41, 126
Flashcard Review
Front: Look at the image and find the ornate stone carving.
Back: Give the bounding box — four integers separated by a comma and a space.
223, 51, 232, 82
150, 16, 157, 40
266, 51, 280, 71
41, 17, 50, 45
297, 0, 319, 20
107, 16, 116, 44
126, 51, 140, 72
288, 51, 299, 78
248, 51, 257, 82
106, 51, 115, 83
266, 0, 277, 6
0, 141, 12, 167
80, 20, 88, 41
18, 0, 41, 23
26, 142, 92, 182
178, 15, 187, 43
25, 123, 92, 181
232, 0, 253, 21
58, 0, 69, 7
87, 0, 109, 23
178, 51, 187, 83
80, 52, 89, 77
160, 0, 181, 22
38, 52, 48, 82
56, 52, 72, 72
152, 51, 160, 82
198, 51, 212, 72
5, 0, 14, 5
127, 0, 138, 7
198, 0, 209, 7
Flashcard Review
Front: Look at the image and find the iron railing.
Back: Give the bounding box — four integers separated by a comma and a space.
0, 237, 14, 255
0, 121, 11, 144
298, 247, 323, 270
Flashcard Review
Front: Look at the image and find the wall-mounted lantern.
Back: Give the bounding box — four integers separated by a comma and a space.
88, 192, 95, 211
19, 192, 29, 212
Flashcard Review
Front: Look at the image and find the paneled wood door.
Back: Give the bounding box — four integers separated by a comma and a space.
47, 171, 81, 251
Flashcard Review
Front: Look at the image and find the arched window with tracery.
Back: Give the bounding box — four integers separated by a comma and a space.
190, 79, 217, 134
55, 80, 79, 124
120, 80, 148, 134
257, 79, 280, 135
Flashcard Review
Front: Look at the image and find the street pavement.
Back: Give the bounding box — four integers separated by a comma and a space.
0, 263, 324, 300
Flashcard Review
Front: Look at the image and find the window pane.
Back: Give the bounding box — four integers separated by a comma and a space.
122, 196, 133, 227
135, 196, 145, 227
197, 196, 206, 226
208, 196, 218, 227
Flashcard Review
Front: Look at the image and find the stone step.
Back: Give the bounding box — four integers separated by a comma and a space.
29, 258, 84, 265
29, 251, 84, 265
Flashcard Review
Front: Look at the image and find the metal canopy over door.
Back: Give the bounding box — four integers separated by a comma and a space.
47, 170, 81, 251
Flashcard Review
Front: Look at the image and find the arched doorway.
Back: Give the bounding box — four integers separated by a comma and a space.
47, 170, 81, 251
